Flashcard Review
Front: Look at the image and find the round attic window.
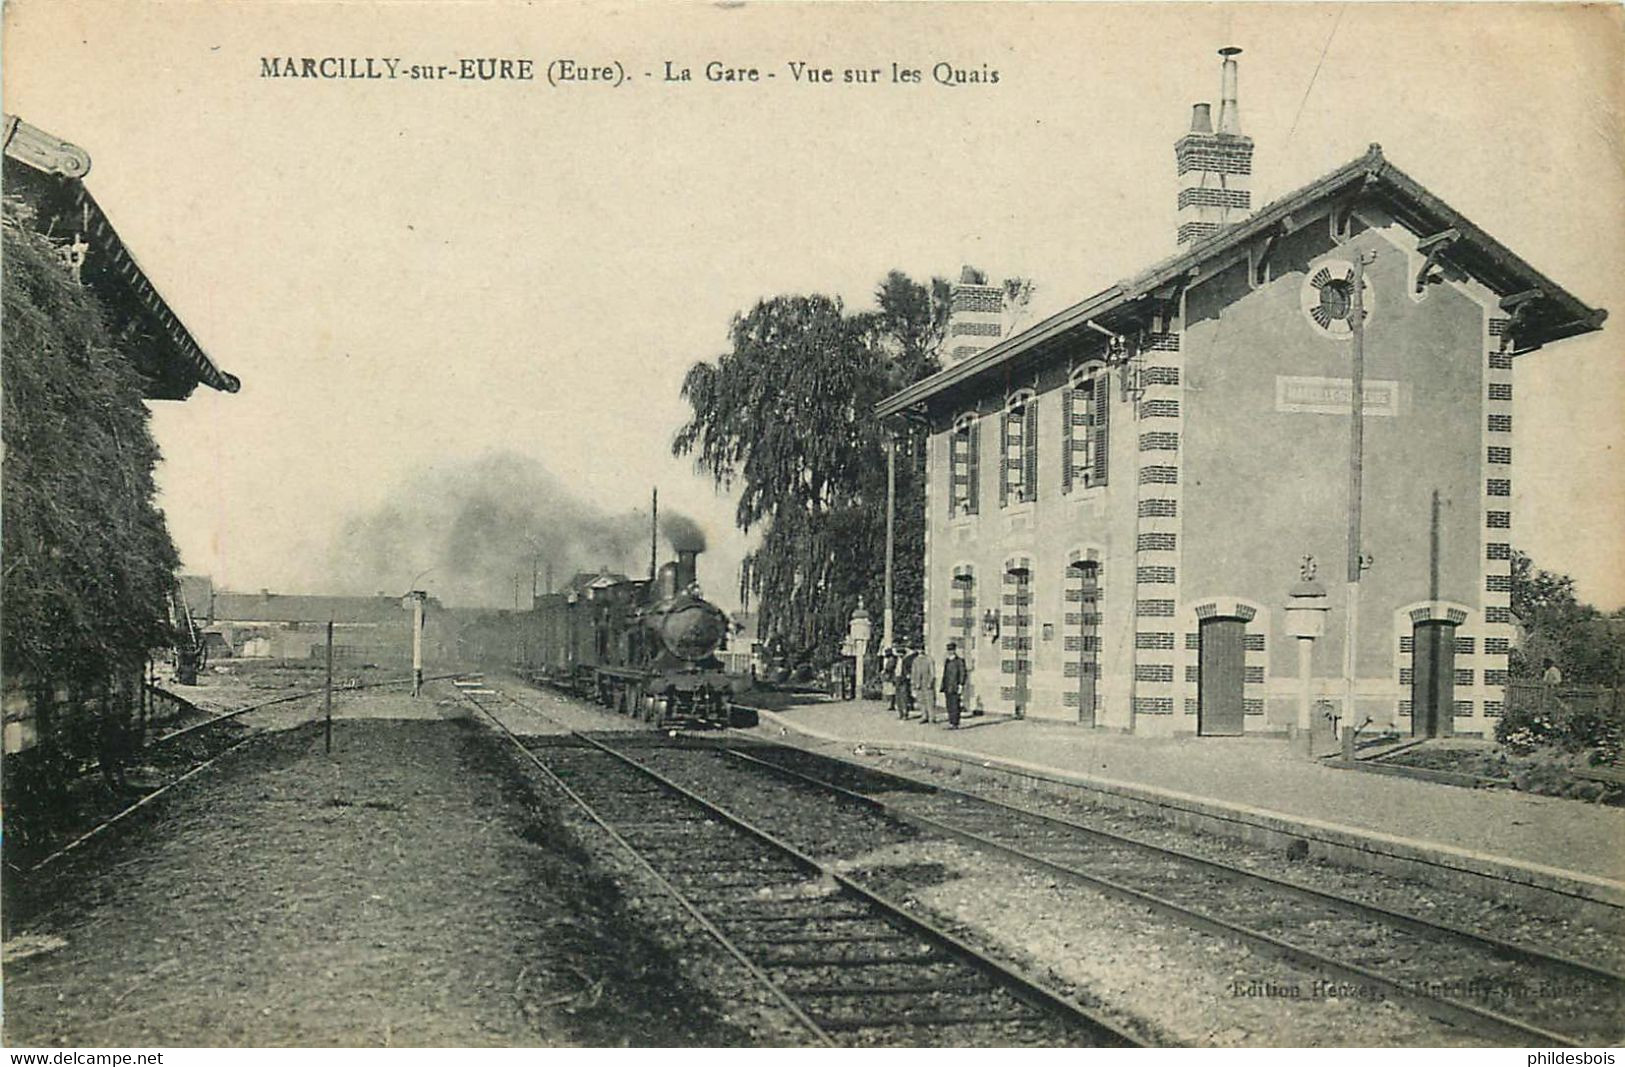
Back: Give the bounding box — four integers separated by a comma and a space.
1301, 259, 1374, 339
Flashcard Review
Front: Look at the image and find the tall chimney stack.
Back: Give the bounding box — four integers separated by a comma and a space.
945, 265, 1004, 365
1174, 47, 1254, 247
1217, 46, 1242, 134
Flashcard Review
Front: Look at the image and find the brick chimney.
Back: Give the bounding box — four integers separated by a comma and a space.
945, 266, 1004, 364
1174, 47, 1254, 247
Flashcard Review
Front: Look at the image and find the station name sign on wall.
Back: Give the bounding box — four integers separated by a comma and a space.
1274, 376, 1401, 417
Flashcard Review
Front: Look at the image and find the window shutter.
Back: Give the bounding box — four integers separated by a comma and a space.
967, 421, 980, 514
999, 410, 1010, 508
947, 433, 959, 519
1023, 398, 1039, 502
1092, 378, 1110, 486
1061, 388, 1074, 494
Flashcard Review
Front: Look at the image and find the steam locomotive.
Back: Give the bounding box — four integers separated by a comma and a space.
517, 547, 755, 727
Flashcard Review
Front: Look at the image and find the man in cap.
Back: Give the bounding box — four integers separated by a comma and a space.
940, 641, 967, 729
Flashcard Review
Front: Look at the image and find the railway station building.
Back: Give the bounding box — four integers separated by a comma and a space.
875, 54, 1606, 741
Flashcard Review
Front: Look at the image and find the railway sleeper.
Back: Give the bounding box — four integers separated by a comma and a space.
814, 1010, 1046, 1033
762, 952, 946, 969
786, 982, 995, 997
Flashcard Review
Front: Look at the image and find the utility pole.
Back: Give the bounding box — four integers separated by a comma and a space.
649, 487, 659, 582
404, 591, 426, 696
882, 426, 896, 653
324, 619, 334, 754
1344, 250, 1376, 731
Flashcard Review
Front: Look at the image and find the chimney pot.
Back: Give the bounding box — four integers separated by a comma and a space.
1174, 48, 1255, 247
1217, 46, 1242, 135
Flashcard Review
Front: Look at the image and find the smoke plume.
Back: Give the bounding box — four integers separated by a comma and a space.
660, 511, 707, 553
326, 451, 659, 607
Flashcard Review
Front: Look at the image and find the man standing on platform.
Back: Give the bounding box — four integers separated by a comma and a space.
895, 647, 915, 719
940, 641, 966, 729
910, 645, 936, 724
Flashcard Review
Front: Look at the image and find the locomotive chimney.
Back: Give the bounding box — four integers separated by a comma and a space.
676, 549, 699, 593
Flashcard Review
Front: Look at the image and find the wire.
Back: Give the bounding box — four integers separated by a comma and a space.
1287, 4, 1348, 143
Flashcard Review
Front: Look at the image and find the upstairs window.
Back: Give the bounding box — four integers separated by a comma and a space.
1063, 366, 1110, 492
948, 414, 980, 518
1001, 391, 1038, 506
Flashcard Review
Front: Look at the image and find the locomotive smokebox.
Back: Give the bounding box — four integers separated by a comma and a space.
676, 549, 699, 593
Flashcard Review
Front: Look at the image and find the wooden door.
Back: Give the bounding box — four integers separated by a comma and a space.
1198, 616, 1246, 736
1069, 562, 1100, 727
1411, 621, 1456, 738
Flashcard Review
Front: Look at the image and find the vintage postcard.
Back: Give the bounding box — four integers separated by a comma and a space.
3, 0, 1621, 1054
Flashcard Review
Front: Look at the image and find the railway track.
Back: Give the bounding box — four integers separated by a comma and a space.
683, 739, 1625, 1047
18, 674, 445, 874
454, 678, 1142, 1048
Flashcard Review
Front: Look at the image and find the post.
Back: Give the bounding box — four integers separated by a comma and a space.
324, 619, 334, 755
1298, 638, 1314, 739
649, 487, 658, 582
410, 594, 425, 696
882, 427, 896, 653
1343, 251, 1372, 730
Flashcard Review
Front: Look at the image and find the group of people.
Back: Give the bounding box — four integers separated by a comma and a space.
880, 641, 968, 729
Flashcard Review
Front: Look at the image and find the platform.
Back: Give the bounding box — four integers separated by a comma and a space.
742, 696, 1625, 917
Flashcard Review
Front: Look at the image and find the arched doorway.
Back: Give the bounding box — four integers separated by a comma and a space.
1197, 614, 1247, 736
1411, 619, 1458, 739
1066, 559, 1101, 727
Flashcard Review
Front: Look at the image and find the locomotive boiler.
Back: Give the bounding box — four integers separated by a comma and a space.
520, 546, 754, 727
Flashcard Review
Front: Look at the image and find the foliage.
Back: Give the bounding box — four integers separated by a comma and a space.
1, 209, 179, 704
1494, 689, 1622, 763
675, 271, 960, 667
1508, 550, 1625, 685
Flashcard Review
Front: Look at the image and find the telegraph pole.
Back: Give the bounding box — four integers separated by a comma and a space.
324, 619, 334, 754
649, 487, 659, 582
882, 426, 896, 653
1344, 251, 1375, 730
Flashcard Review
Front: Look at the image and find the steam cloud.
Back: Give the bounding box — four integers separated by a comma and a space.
660, 511, 707, 553
326, 451, 704, 607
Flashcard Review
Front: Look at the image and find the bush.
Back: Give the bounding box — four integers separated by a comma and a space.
1495, 693, 1623, 762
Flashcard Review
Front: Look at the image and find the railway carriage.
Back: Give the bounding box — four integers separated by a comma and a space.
518, 548, 755, 727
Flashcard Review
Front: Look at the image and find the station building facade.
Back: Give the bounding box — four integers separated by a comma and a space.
877, 63, 1605, 740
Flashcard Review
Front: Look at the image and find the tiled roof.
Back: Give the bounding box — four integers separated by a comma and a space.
877, 146, 1605, 419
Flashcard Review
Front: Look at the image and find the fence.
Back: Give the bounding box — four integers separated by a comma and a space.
1506, 681, 1621, 719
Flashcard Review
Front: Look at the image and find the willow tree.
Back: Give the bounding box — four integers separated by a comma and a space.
674, 273, 948, 668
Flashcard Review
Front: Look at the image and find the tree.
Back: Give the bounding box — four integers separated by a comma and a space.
674, 273, 951, 668
1509, 549, 1625, 685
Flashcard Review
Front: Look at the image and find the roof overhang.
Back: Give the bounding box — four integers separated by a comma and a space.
3, 114, 241, 400
877, 145, 1606, 420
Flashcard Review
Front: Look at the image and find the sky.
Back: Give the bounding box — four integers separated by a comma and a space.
5, 1, 1622, 610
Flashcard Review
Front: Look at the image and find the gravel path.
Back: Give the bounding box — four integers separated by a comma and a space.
3, 714, 753, 1047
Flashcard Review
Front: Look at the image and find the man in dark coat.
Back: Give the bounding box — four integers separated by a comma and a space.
896, 647, 915, 719
940, 641, 967, 729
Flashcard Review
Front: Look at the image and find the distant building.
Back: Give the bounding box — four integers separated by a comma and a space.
199, 587, 445, 664
876, 51, 1605, 740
